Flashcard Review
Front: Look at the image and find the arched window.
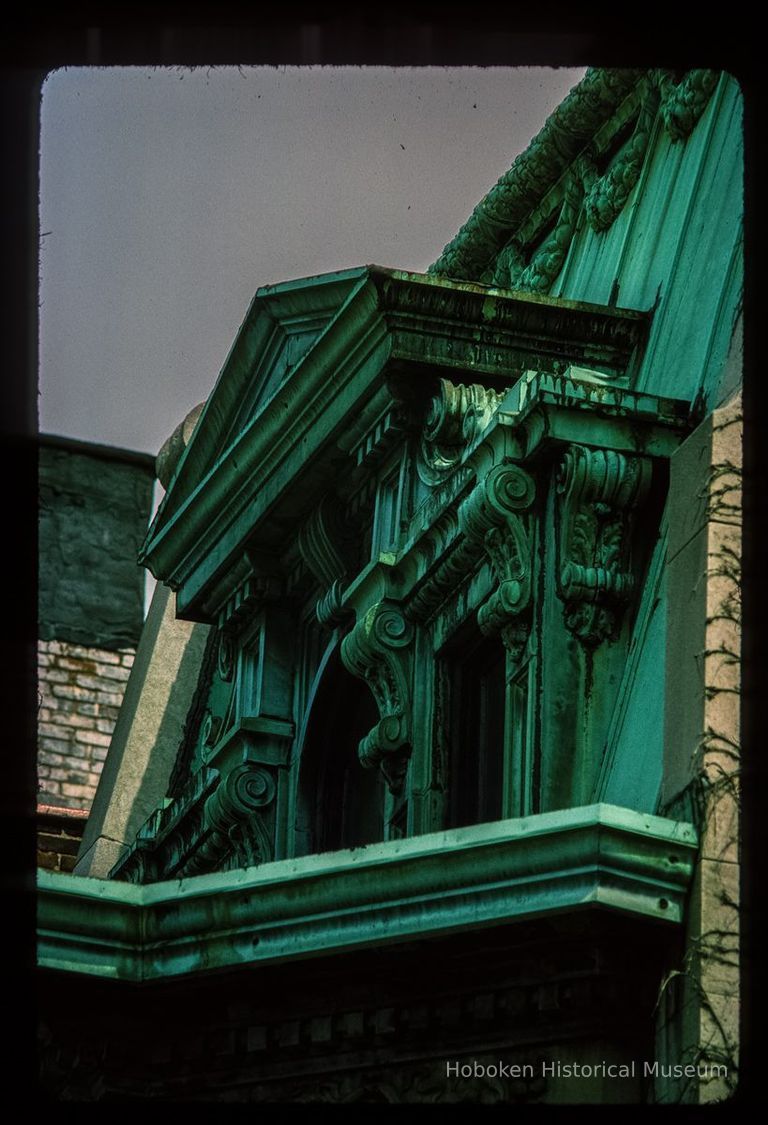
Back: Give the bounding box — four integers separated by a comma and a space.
295, 644, 385, 856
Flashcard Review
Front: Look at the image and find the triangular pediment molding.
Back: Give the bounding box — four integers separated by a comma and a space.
143, 266, 650, 621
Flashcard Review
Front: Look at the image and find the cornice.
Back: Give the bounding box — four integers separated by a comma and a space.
39, 804, 696, 983
340, 367, 694, 621
142, 269, 649, 621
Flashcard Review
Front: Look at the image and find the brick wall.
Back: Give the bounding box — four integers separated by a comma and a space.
38, 638, 135, 810
37, 804, 89, 873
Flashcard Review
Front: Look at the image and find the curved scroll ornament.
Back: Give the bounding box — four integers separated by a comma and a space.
584, 82, 660, 233
217, 632, 235, 680
459, 463, 536, 662
419, 379, 504, 485
340, 602, 414, 794
194, 763, 276, 873
555, 445, 652, 647
658, 69, 719, 142
298, 494, 358, 628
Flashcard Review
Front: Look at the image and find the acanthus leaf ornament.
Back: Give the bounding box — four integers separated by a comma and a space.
658, 69, 720, 142
490, 239, 526, 288
555, 444, 652, 647
340, 602, 414, 795
584, 82, 660, 233
436, 69, 719, 294
515, 169, 584, 295
428, 69, 645, 282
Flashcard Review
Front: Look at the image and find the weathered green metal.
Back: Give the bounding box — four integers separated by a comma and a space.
431, 68, 739, 417
141, 267, 650, 618
430, 69, 721, 289
40, 65, 743, 1104
115, 340, 697, 883
40, 803, 696, 982
99, 69, 744, 894
428, 68, 646, 281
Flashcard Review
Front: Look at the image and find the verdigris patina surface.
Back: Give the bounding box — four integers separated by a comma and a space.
38, 67, 741, 1104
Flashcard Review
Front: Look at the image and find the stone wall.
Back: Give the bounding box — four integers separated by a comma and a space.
38, 436, 155, 816
39, 437, 155, 651
38, 639, 135, 810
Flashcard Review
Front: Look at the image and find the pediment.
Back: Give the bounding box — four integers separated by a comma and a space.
152, 267, 368, 531
142, 266, 651, 620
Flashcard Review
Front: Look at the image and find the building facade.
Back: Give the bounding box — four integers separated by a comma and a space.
37, 436, 155, 869
38, 68, 742, 1103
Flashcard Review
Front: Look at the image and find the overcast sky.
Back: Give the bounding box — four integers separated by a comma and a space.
39, 65, 586, 457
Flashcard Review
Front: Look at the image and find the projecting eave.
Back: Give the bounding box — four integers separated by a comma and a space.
39, 804, 696, 984
139, 265, 649, 622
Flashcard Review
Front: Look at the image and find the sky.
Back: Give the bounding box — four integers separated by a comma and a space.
38, 65, 586, 458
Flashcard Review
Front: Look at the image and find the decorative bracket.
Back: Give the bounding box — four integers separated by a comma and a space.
181, 763, 277, 876
418, 378, 504, 485
340, 602, 414, 795
555, 444, 652, 647
112, 755, 279, 882
459, 462, 537, 662
200, 760, 277, 873
297, 493, 358, 627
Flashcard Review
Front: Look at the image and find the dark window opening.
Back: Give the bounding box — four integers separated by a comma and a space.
297, 648, 384, 855
447, 635, 506, 829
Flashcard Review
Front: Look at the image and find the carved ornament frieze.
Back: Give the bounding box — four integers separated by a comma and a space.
657, 69, 720, 142
514, 168, 585, 295
583, 81, 660, 234
555, 444, 652, 647
405, 529, 483, 625
429, 69, 646, 282
478, 69, 720, 292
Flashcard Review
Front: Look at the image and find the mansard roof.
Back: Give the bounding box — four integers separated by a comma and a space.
429, 68, 645, 281
429, 67, 722, 285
